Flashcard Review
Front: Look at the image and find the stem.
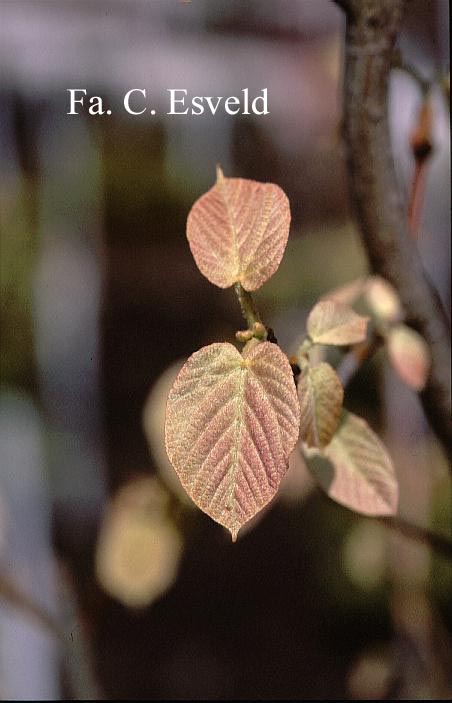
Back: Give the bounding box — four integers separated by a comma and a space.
335, 0, 452, 464
336, 335, 383, 386
392, 53, 430, 95
0, 571, 63, 640
376, 515, 452, 561
234, 282, 262, 329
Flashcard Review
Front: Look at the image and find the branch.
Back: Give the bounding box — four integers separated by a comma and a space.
335, 0, 452, 462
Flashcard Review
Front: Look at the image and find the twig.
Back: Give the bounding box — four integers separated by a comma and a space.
0, 571, 63, 641
408, 98, 433, 239
234, 282, 262, 329
376, 515, 452, 561
334, 0, 452, 463
336, 335, 383, 386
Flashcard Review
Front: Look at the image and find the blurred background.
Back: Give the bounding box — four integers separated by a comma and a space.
0, 0, 450, 699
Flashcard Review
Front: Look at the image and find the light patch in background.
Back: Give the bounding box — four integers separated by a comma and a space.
143, 359, 193, 506
0, 390, 60, 700
96, 477, 182, 608
343, 520, 388, 591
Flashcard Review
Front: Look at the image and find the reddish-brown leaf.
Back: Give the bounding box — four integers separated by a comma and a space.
165, 341, 300, 540
186, 168, 290, 291
298, 362, 344, 448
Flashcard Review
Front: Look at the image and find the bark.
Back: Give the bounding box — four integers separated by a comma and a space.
335, 0, 451, 461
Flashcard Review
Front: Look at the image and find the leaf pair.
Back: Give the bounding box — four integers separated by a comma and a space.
165, 171, 297, 541
326, 276, 431, 390
298, 298, 398, 517
298, 356, 398, 516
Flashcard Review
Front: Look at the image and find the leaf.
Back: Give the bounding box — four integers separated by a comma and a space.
165, 341, 300, 540
142, 359, 195, 506
307, 300, 369, 345
305, 411, 398, 516
322, 277, 366, 306
298, 362, 344, 448
387, 324, 430, 390
186, 168, 291, 291
96, 478, 182, 608
364, 276, 403, 324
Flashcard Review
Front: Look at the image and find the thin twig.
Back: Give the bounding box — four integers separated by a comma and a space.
334, 0, 452, 464
336, 335, 383, 386
376, 515, 452, 561
0, 571, 63, 641
234, 282, 262, 329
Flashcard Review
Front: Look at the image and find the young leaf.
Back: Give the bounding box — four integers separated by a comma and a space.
322, 277, 366, 306
186, 168, 290, 291
387, 324, 430, 390
165, 341, 300, 540
298, 362, 344, 448
307, 300, 369, 346
364, 276, 403, 324
305, 411, 398, 516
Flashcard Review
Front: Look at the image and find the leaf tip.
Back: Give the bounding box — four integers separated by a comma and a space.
230, 527, 239, 543
216, 164, 225, 183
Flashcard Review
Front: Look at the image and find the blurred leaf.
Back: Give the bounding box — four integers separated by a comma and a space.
298, 362, 343, 448
386, 324, 430, 390
165, 341, 299, 540
307, 300, 369, 345
186, 168, 290, 291
96, 477, 182, 608
343, 520, 388, 591
364, 276, 403, 324
305, 411, 398, 516
142, 359, 194, 506
322, 277, 366, 306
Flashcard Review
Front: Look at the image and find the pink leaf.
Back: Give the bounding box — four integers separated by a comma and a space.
307, 300, 369, 346
387, 324, 431, 390
165, 341, 300, 540
305, 411, 398, 516
186, 168, 291, 291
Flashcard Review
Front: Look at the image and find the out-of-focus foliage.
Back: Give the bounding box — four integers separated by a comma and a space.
306, 300, 369, 346
142, 359, 193, 506
96, 477, 182, 608
387, 324, 431, 391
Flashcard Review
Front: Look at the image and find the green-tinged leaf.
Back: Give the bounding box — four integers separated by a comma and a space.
165, 341, 300, 540
96, 478, 182, 608
305, 411, 398, 516
307, 300, 369, 345
186, 168, 290, 291
298, 362, 343, 448
387, 324, 431, 390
